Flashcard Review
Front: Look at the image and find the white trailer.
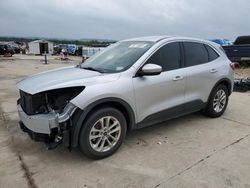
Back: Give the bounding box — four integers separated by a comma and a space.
28, 40, 53, 55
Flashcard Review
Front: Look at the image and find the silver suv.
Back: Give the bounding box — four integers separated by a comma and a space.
17, 36, 234, 159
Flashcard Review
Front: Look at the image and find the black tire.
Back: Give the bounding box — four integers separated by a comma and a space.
203, 84, 229, 118
79, 107, 127, 159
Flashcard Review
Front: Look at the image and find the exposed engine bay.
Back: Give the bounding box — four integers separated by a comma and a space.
19, 87, 84, 115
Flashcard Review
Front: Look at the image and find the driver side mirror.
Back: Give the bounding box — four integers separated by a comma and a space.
137, 64, 162, 76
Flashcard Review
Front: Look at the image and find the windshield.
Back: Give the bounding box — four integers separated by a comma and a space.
80, 41, 154, 73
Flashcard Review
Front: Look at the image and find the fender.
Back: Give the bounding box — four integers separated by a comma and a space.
71, 97, 136, 147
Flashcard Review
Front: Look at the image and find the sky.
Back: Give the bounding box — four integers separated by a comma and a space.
0, 0, 249, 41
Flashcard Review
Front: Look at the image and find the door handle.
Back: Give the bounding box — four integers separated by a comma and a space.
172, 76, 184, 81
210, 69, 218, 73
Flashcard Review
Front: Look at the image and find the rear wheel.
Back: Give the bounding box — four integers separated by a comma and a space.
79, 107, 127, 159
203, 84, 229, 118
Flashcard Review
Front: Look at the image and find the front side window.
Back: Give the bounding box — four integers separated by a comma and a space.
146, 42, 181, 72
183, 42, 209, 67
81, 41, 154, 73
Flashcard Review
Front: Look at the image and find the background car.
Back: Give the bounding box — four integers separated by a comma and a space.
0, 43, 15, 56
67, 44, 79, 55
223, 35, 250, 64
53, 44, 68, 55
8, 42, 21, 54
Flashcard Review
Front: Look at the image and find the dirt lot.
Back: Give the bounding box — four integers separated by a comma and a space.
235, 67, 250, 78
1, 54, 250, 188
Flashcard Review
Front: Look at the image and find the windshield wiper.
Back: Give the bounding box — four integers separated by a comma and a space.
81, 66, 104, 73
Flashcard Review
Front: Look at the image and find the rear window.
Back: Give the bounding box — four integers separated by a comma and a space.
183, 42, 209, 67
204, 45, 219, 61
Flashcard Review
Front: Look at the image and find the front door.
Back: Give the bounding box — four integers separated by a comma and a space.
133, 42, 186, 127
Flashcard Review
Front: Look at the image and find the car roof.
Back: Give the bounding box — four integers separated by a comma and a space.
122, 36, 217, 45
122, 36, 174, 42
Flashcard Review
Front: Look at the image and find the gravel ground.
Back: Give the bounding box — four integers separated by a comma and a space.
234, 66, 250, 78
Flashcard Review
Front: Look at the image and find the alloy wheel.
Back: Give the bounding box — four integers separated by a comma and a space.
89, 116, 121, 152
213, 89, 226, 113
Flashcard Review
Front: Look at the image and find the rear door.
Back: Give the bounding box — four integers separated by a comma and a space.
133, 42, 186, 126
183, 41, 221, 111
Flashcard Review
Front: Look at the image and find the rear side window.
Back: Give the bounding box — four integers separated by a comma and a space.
146, 42, 181, 71
205, 44, 219, 61
183, 42, 209, 67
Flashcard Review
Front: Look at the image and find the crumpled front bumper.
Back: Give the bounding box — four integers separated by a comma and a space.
17, 104, 59, 134
17, 103, 77, 141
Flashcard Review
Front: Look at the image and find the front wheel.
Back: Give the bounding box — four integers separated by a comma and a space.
203, 84, 229, 118
79, 107, 127, 159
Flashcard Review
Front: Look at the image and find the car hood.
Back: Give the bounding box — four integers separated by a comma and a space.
17, 66, 120, 94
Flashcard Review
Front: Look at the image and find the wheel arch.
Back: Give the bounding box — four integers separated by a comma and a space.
207, 78, 232, 102
71, 97, 136, 147
216, 78, 232, 94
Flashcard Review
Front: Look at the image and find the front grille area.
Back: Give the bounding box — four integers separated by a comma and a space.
19, 90, 48, 115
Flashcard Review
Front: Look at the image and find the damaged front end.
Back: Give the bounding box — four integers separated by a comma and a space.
17, 87, 84, 149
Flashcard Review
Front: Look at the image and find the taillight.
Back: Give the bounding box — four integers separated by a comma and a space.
230, 62, 236, 70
